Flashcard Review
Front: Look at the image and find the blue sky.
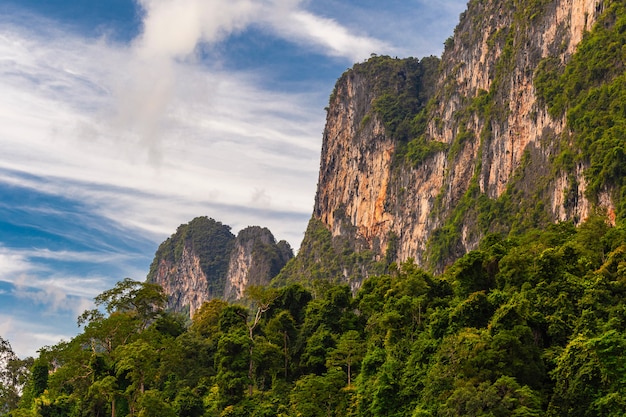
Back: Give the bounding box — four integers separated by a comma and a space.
0, 0, 467, 357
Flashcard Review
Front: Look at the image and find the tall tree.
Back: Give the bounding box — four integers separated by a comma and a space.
327, 330, 365, 386
265, 311, 297, 380
241, 285, 280, 395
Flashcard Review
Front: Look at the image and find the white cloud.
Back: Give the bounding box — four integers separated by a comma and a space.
266, 9, 391, 61
0, 245, 114, 300
0, 13, 322, 249
109, 0, 386, 167
297, 0, 467, 59
135, 0, 262, 59
0, 315, 72, 358
12, 282, 95, 317
133, 0, 388, 62
0, 249, 33, 278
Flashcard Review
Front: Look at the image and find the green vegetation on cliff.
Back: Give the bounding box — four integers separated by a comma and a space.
6, 217, 626, 416
350, 55, 448, 167
236, 226, 293, 285
274, 218, 386, 291
535, 1, 626, 221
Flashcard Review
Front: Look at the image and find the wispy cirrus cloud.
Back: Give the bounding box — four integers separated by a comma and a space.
0, 12, 323, 248
0, 246, 101, 356
12, 279, 96, 316
0, 245, 118, 298
302, 0, 468, 58
257, 4, 391, 61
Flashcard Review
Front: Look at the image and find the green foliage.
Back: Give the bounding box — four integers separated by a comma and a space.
438, 376, 542, 417
548, 330, 626, 416
189, 298, 228, 338
404, 135, 448, 167
81, 277, 167, 329
289, 369, 349, 417
350, 55, 443, 167
274, 217, 385, 289
0, 337, 32, 414
11, 218, 626, 416
326, 330, 366, 386
216, 329, 251, 407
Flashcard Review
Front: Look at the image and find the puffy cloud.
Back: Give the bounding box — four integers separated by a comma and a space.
135, 0, 261, 59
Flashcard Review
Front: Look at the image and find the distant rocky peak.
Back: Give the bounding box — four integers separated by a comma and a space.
224, 226, 293, 301
147, 219, 292, 316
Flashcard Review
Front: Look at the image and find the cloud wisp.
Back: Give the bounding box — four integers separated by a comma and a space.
0, 244, 122, 299
134, 0, 390, 61
0, 9, 327, 247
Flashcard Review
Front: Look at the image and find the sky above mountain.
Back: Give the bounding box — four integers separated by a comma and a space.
0, 0, 467, 358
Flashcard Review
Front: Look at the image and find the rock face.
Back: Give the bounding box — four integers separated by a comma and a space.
147, 218, 292, 316
152, 241, 217, 318
224, 226, 294, 301
299, 0, 613, 284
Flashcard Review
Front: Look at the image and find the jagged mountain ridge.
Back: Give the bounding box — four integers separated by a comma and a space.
281, 0, 620, 286
147, 217, 292, 315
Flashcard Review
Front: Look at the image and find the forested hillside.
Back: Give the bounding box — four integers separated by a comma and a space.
3, 216, 626, 416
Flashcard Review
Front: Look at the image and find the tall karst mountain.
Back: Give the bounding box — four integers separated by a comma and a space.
280, 0, 623, 286
147, 217, 292, 315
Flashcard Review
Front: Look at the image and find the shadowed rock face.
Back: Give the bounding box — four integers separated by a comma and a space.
224, 226, 293, 301
147, 218, 292, 316
306, 0, 609, 284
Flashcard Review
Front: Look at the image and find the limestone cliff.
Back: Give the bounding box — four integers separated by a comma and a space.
147, 218, 292, 316
292, 0, 618, 285
224, 226, 293, 301
147, 217, 235, 316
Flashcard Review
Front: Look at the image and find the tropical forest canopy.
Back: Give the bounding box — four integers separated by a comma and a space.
3, 215, 626, 416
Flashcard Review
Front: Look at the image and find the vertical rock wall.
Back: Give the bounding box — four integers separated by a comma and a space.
311, 0, 607, 276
